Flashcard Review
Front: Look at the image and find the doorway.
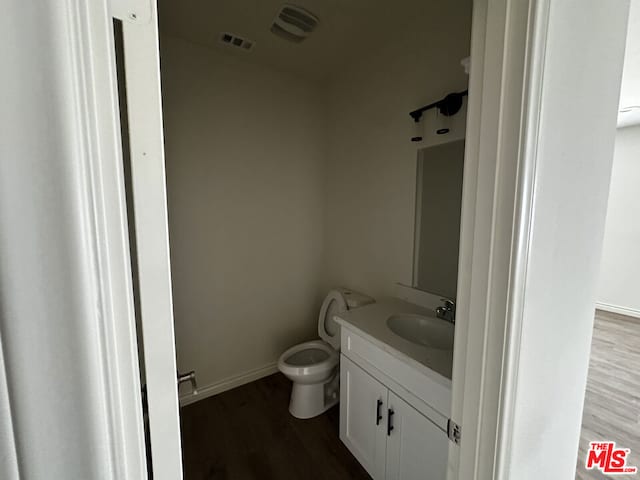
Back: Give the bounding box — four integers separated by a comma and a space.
118, 0, 473, 478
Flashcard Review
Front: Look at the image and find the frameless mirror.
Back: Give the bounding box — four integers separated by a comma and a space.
412, 140, 465, 299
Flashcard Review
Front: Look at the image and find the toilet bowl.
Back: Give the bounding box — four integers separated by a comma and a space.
278, 288, 374, 419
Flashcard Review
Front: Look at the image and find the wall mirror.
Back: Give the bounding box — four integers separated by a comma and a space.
412, 140, 465, 299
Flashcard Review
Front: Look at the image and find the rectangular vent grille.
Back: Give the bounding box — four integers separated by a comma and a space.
219, 32, 255, 52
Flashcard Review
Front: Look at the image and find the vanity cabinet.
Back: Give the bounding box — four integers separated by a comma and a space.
385, 390, 448, 480
340, 356, 448, 480
340, 356, 387, 478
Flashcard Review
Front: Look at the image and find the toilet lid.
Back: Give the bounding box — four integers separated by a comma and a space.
318, 290, 347, 349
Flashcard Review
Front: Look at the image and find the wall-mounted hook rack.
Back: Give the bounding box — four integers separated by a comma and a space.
409, 90, 468, 123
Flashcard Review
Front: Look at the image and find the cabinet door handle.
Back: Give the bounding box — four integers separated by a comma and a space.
387, 408, 395, 436
376, 399, 383, 425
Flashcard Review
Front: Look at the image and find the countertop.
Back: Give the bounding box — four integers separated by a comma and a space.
334, 297, 454, 381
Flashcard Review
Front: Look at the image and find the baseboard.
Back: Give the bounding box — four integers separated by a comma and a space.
179, 362, 279, 407
596, 302, 640, 319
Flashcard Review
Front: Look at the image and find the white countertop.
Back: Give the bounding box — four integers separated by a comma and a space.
334, 297, 454, 381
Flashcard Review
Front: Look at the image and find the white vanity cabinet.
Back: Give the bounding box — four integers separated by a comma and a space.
385, 390, 448, 480
340, 356, 448, 480
340, 356, 388, 478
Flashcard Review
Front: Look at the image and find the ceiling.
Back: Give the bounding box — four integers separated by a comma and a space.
618, 0, 640, 127
157, 0, 468, 82
158, 0, 638, 126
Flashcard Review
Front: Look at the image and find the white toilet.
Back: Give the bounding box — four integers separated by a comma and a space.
278, 288, 374, 419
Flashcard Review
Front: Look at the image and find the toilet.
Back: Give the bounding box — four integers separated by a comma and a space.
278, 288, 374, 419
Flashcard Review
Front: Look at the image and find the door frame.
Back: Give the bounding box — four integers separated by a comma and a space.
65, 0, 630, 478
78, 0, 183, 478
62, 0, 153, 477
447, 0, 543, 476
449, 0, 630, 478
118, 5, 184, 480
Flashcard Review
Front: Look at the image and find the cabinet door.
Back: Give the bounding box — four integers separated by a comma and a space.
385, 391, 448, 480
340, 356, 388, 479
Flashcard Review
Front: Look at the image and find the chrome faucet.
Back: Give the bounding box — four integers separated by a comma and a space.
435, 299, 456, 324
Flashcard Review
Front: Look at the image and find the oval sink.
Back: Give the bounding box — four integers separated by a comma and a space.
387, 314, 454, 350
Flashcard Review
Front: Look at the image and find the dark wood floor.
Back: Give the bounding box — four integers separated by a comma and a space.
576, 310, 640, 479
180, 373, 371, 480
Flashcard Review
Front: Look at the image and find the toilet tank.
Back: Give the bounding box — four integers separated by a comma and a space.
339, 288, 375, 310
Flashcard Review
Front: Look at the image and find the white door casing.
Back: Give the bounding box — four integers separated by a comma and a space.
449, 0, 630, 479
1, 0, 152, 478
447, 0, 540, 477
117, 1, 184, 479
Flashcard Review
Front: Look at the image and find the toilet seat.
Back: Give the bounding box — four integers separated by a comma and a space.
278, 340, 339, 379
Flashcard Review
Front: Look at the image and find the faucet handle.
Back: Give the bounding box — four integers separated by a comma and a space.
441, 298, 455, 309
437, 298, 456, 324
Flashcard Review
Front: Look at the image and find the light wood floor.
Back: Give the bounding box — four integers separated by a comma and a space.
576, 310, 640, 479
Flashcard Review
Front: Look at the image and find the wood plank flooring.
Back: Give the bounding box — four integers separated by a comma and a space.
180, 372, 371, 480
576, 310, 640, 479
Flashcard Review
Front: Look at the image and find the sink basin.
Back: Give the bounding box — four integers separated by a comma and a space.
387, 313, 454, 350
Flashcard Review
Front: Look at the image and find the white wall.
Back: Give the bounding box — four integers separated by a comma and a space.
597, 124, 640, 317
160, 36, 326, 395
322, 5, 472, 299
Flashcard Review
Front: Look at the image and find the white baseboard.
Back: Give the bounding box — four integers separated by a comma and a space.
179, 362, 279, 407
596, 302, 640, 319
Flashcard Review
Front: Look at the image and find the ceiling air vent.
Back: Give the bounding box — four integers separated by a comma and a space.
219, 32, 255, 52
271, 4, 319, 43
